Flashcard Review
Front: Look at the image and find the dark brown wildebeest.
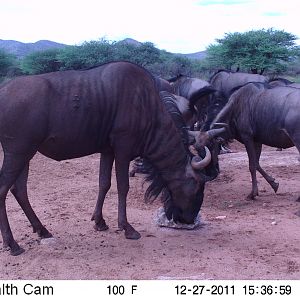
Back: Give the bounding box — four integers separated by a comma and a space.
168, 74, 216, 129
269, 77, 300, 89
209, 70, 268, 99
207, 70, 268, 126
205, 70, 269, 152
0, 61, 218, 255
195, 82, 300, 200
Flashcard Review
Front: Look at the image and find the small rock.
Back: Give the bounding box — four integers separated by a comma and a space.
155, 207, 202, 230
271, 221, 277, 225
40, 237, 57, 245
215, 215, 227, 220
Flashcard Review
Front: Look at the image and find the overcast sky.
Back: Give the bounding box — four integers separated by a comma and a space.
1, 0, 299, 53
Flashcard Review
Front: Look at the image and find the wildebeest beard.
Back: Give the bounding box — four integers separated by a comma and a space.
142, 93, 219, 220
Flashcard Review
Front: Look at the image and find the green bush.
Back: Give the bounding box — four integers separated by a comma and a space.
21, 49, 62, 74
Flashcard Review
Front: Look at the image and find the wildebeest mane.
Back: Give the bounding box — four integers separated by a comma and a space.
268, 77, 293, 85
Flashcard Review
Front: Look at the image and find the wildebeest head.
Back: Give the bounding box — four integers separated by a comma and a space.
157, 144, 218, 224
143, 153, 214, 224
144, 91, 220, 224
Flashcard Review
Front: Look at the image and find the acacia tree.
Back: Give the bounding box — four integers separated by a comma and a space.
0, 49, 16, 77
131, 42, 162, 67
21, 49, 62, 74
58, 39, 116, 70
206, 28, 300, 74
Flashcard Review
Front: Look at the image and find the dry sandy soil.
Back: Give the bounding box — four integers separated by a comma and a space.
0, 142, 299, 280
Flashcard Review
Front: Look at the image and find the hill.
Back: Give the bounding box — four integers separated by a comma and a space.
176, 51, 207, 60
0, 40, 67, 58
0, 38, 206, 60
120, 38, 206, 60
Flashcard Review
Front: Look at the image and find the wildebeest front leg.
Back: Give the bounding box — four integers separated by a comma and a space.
10, 163, 52, 239
92, 152, 114, 231
115, 158, 141, 240
254, 143, 279, 193
0, 152, 31, 255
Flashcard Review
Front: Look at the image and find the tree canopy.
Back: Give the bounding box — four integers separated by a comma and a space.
0, 49, 17, 78
2, 29, 300, 81
21, 48, 62, 74
206, 28, 300, 74
19, 39, 204, 77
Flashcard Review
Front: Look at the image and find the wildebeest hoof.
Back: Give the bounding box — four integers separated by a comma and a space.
271, 182, 279, 193
125, 230, 141, 240
93, 220, 109, 231
123, 225, 141, 240
37, 227, 53, 239
10, 245, 25, 256
246, 193, 257, 200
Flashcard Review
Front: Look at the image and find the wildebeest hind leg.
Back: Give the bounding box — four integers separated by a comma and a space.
289, 134, 300, 201
257, 165, 279, 193
254, 143, 279, 193
92, 152, 114, 231
243, 139, 259, 199
10, 163, 52, 238
115, 157, 141, 240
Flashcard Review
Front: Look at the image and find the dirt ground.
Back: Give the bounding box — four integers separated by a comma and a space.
0, 142, 299, 280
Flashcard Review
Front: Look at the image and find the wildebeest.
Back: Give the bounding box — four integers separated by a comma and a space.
209, 70, 268, 99
0, 61, 217, 256
207, 70, 268, 127
168, 74, 216, 128
195, 82, 300, 200
269, 77, 300, 89
210, 70, 268, 96
205, 70, 269, 153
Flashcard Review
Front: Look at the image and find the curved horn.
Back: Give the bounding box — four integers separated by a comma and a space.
206, 127, 226, 138
211, 122, 229, 128
191, 146, 212, 170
